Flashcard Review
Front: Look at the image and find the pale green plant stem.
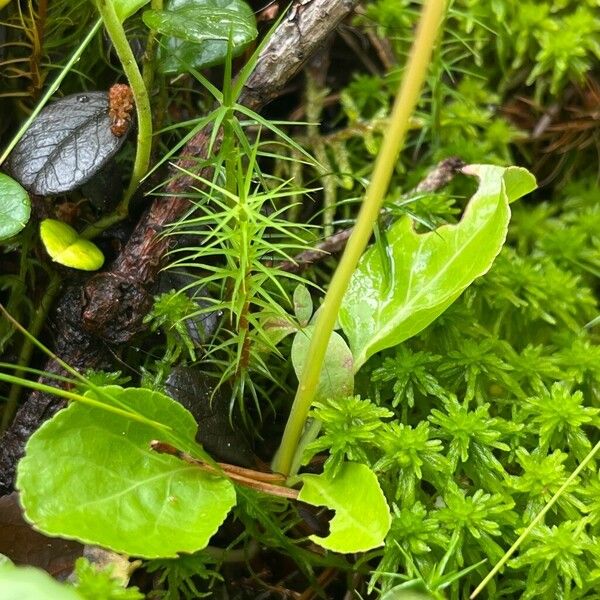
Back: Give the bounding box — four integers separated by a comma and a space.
87, 0, 153, 233
1, 272, 61, 430
470, 438, 600, 598
0, 18, 103, 166
272, 0, 447, 477
0, 371, 170, 428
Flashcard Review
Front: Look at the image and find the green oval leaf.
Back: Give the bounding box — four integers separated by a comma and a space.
340, 165, 537, 370
297, 462, 391, 553
144, 0, 257, 74
144, 3, 255, 43
292, 326, 354, 403
40, 219, 104, 271
0, 173, 31, 241
17, 386, 236, 558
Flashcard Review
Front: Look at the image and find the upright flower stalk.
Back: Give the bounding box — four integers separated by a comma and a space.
272, 0, 447, 477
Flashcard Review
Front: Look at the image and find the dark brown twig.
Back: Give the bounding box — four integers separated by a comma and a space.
150, 441, 298, 499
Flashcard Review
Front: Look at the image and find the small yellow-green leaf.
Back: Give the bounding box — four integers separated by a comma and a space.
298, 462, 391, 553
39, 219, 104, 271
53, 240, 105, 271
39, 218, 77, 255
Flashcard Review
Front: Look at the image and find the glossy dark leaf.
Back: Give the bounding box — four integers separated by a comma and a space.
144, 0, 257, 74
7, 92, 130, 196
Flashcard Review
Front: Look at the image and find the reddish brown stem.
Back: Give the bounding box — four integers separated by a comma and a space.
150, 441, 298, 499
